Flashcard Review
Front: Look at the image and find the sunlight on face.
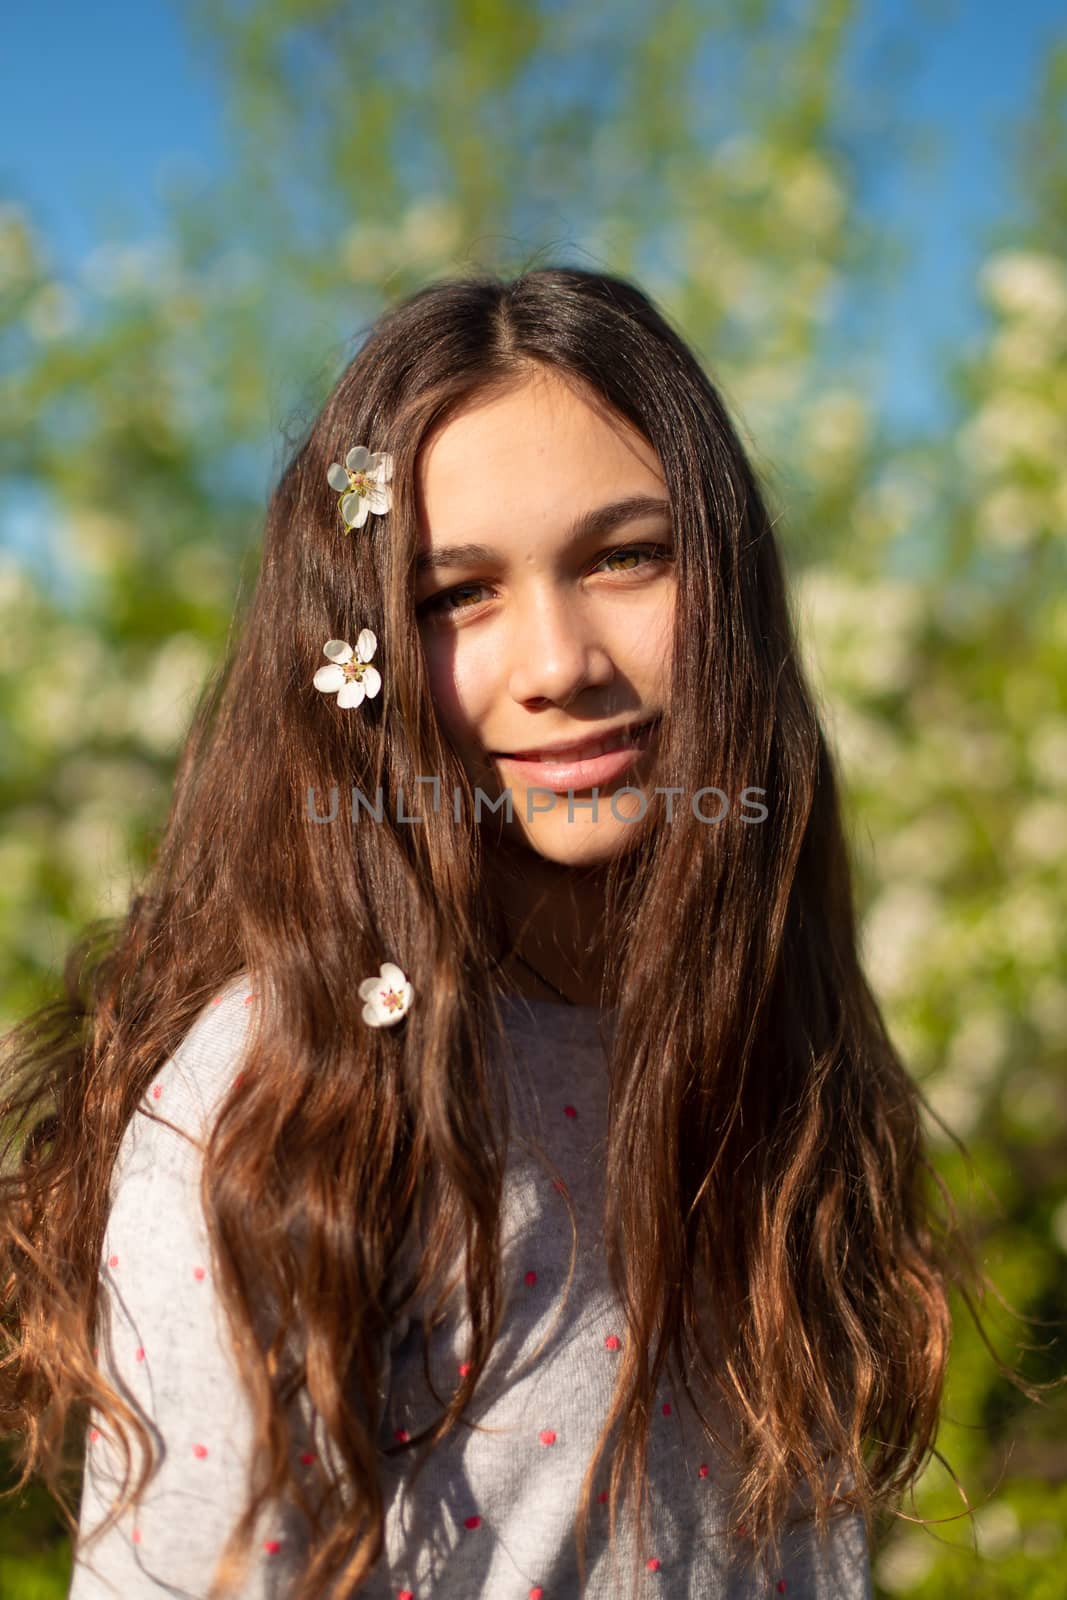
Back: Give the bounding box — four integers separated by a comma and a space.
414, 366, 675, 868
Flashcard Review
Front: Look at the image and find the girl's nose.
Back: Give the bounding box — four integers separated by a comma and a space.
505, 590, 615, 707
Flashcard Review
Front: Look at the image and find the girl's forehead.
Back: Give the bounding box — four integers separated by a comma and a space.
415, 376, 665, 539
422, 374, 604, 465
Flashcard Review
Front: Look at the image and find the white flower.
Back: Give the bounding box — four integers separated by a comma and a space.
358, 962, 413, 1028
312, 630, 381, 708
979, 250, 1067, 325
326, 445, 394, 530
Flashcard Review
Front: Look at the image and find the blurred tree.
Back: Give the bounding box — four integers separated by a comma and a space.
1, 3, 1064, 1595
848, 39, 1067, 1600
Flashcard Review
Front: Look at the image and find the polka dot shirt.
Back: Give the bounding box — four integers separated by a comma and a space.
69, 980, 872, 1598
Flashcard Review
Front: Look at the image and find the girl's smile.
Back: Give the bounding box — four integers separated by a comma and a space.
490, 715, 660, 792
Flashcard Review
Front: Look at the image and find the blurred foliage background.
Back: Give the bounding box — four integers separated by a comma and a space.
1, 2, 1065, 1595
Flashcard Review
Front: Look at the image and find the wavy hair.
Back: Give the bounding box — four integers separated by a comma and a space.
0, 267, 1040, 1599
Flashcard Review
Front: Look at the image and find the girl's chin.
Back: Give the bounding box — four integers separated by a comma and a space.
507, 815, 648, 864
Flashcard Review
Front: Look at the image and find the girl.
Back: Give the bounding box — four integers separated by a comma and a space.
1, 267, 976, 1598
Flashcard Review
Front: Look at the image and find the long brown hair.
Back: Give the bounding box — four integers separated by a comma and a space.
0, 267, 1037, 1599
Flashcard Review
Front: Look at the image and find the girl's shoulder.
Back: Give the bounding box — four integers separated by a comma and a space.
111, 973, 260, 1194
172, 972, 262, 1101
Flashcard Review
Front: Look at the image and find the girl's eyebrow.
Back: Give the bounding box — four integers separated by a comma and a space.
415, 493, 672, 574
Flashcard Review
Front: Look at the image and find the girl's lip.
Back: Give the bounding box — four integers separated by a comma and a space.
493, 719, 658, 792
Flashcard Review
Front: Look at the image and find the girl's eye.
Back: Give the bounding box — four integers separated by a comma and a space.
594, 542, 673, 574
418, 582, 492, 618
417, 543, 673, 621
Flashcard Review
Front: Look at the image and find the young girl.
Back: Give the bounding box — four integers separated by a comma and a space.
2, 266, 969, 1599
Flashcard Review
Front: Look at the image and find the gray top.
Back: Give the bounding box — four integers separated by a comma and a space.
69, 977, 872, 1599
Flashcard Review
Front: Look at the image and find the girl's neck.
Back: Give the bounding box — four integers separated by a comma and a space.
487, 842, 611, 1008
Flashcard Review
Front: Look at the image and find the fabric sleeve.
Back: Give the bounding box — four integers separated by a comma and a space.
67, 980, 315, 1600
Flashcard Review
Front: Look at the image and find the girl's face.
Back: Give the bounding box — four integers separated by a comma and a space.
414, 366, 675, 868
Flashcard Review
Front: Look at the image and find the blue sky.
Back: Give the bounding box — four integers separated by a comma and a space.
1, 0, 1064, 436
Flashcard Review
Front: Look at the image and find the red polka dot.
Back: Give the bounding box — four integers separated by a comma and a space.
151, 1084, 162, 1099
458, 1362, 471, 1378
399, 1591, 414, 1600
524, 1270, 537, 1286
776, 1583, 788, 1594
597, 1490, 608, 1503
89, 1428, 100, 1443
192, 1443, 208, 1459
563, 1104, 577, 1118
135, 1347, 145, 1362
539, 1429, 557, 1446
698, 1463, 709, 1478
233, 1072, 245, 1089
604, 1334, 620, 1350
264, 1539, 281, 1555
132, 1527, 142, 1545
108, 1255, 119, 1268
661, 1402, 672, 1416
552, 1178, 568, 1195
212, 996, 223, 1005
93, 1345, 98, 1360
193, 1266, 206, 1281
646, 1556, 661, 1571
244, 993, 256, 1004
529, 1589, 544, 1600
299, 1451, 316, 1465
464, 1514, 481, 1530
394, 1427, 409, 1443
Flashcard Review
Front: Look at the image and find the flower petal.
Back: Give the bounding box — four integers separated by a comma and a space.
370, 452, 394, 482
313, 664, 346, 693
346, 445, 373, 472
341, 492, 371, 528
327, 463, 350, 492
355, 628, 377, 662
336, 679, 366, 709
379, 962, 406, 987
361, 1002, 386, 1027
375, 1007, 406, 1028
363, 485, 392, 515
360, 665, 382, 699
358, 975, 382, 1001
323, 639, 353, 663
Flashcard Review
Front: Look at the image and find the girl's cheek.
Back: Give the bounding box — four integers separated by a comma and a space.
635, 587, 676, 674
451, 632, 503, 712
422, 636, 497, 761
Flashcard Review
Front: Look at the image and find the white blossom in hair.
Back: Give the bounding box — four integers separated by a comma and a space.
312, 630, 381, 708
358, 963, 413, 1028
326, 445, 394, 530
